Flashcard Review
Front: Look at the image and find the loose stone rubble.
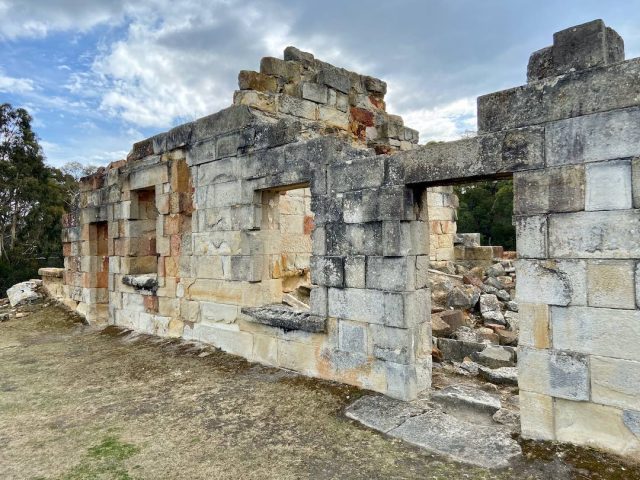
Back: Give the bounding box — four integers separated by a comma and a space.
28, 19, 640, 461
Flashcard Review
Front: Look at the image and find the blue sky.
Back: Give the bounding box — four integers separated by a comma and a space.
1, 0, 639, 168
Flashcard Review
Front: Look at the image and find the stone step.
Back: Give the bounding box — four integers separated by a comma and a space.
431, 384, 501, 415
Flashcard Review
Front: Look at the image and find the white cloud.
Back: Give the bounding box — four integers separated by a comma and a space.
395, 97, 477, 143
0, 71, 35, 93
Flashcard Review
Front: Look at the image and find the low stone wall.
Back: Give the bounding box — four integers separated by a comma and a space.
38, 268, 65, 301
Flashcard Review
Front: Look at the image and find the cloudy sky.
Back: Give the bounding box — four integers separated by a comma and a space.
1, 0, 639, 168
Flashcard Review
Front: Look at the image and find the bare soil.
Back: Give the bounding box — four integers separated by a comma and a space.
1, 303, 638, 479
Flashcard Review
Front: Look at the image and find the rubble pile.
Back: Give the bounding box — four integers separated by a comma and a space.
430, 256, 519, 385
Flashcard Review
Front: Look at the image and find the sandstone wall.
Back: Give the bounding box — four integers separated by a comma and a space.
55, 19, 640, 459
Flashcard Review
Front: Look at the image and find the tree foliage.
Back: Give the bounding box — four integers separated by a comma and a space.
0, 103, 83, 295
454, 179, 515, 250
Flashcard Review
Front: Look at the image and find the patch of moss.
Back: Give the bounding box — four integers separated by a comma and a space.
54, 435, 140, 480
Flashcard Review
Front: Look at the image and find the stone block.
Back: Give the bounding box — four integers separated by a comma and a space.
366, 256, 415, 292
197, 157, 240, 186
527, 46, 554, 83
370, 324, 416, 364
551, 306, 640, 361
546, 107, 640, 166
585, 159, 633, 211
394, 128, 544, 186
591, 356, 640, 411
310, 255, 344, 287
633, 157, 640, 208
519, 391, 555, 441
384, 289, 430, 329
344, 256, 366, 288
279, 95, 317, 120
228, 255, 263, 282
317, 66, 351, 94
549, 210, 640, 259
200, 301, 239, 324
301, 82, 328, 104
515, 215, 547, 258
518, 303, 550, 349
338, 320, 368, 354
382, 221, 413, 257
328, 287, 385, 324
238, 70, 278, 92
328, 157, 385, 195
252, 334, 278, 366
513, 166, 584, 215
318, 106, 349, 130
310, 285, 327, 317
187, 140, 216, 166
478, 58, 640, 133
233, 90, 277, 114
552, 20, 620, 74
277, 339, 318, 376
516, 259, 586, 306
587, 260, 636, 309
129, 164, 168, 190
518, 347, 590, 401
637, 262, 640, 308
554, 399, 640, 456
198, 324, 254, 359
259, 56, 301, 81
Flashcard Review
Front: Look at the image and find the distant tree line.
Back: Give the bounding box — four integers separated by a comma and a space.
0, 103, 97, 296
454, 180, 515, 250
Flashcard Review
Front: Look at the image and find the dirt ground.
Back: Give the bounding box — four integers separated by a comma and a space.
1, 303, 639, 480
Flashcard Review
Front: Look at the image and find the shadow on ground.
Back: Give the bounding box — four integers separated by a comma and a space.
0, 303, 638, 479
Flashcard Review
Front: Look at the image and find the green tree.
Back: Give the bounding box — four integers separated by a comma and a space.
454, 179, 515, 250
0, 104, 78, 295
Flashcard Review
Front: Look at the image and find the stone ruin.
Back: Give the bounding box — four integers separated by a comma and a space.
44, 20, 640, 459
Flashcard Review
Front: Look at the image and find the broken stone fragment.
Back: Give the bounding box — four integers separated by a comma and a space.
497, 329, 518, 347
439, 309, 465, 331
496, 289, 511, 302
505, 301, 519, 312
476, 327, 499, 344
431, 313, 453, 338
472, 345, 516, 369
432, 384, 502, 414
6, 280, 43, 307
478, 366, 518, 386
486, 263, 506, 278
447, 285, 480, 310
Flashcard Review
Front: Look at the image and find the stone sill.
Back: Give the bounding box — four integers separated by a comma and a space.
241, 304, 326, 333
122, 274, 158, 293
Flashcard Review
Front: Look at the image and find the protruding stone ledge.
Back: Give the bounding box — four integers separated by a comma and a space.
38, 267, 64, 278
122, 274, 158, 294
241, 304, 326, 333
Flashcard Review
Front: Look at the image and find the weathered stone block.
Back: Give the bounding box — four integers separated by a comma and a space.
518, 347, 590, 401
310, 256, 344, 287
310, 285, 327, 317
279, 95, 317, 120
518, 303, 550, 349
366, 256, 415, 292
301, 82, 328, 104
516, 259, 586, 306
552, 20, 621, 74
513, 166, 584, 215
587, 260, 636, 309
317, 66, 351, 94
328, 287, 385, 324
129, 164, 168, 190
631, 156, 640, 208
344, 256, 366, 289
547, 107, 640, 167
552, 306, 640, 361
515, 215, 547, 259
519, 391, 555, 441
549, 210, 640, 259
588, 159, 634, 211
328, 157, 384, 194
338, 320, 368, 354
238, 70, 278, 92
554, 399, 640, 456
591, 356, 640, 411
260, 56, 301, 81
370, 324, 416, 364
